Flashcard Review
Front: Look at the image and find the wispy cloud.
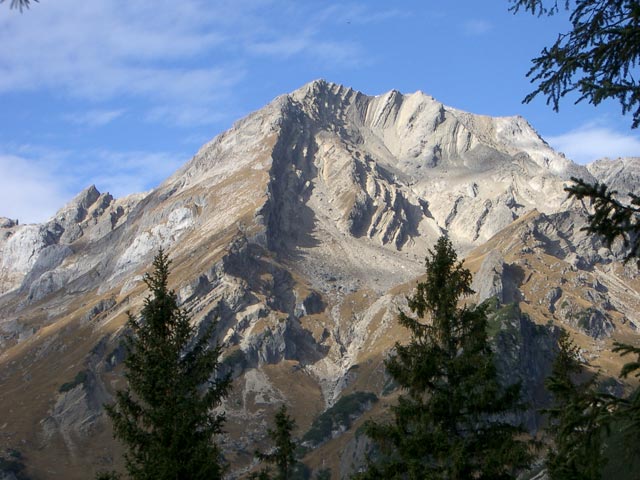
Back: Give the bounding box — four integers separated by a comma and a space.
0, 144, 188, 224
84, 149, 187, 197
0, 153, 73, 224
0, 0, 388, 127
314, 4, 409, 26
462, 19, 492, 35
146, 106, 230, 128
248, 34, 366, 67
64, 109, 126, 127
0, 1, 247, 127
242, 3, 376, 67
546, 124, 640, 163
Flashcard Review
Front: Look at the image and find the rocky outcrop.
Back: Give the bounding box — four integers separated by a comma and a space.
587, 157, 640, 195
41, 370, 109, 457
473, 250, 507, 303
0, 218, 17, 229
0, 186, 142, 296
558, 302, 615, 339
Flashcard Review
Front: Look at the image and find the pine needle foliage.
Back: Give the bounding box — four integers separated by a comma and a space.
254, 405, 298, 480
510, 0, 640, 128
356, 236, 533, 480
565, 177, 640, 266
612, 341, 640, 460
0, 0, 37, 12
105, 249, 231, 480
543, 331, 614, 480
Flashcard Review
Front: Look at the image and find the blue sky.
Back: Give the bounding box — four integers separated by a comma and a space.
1, 0, 639, 223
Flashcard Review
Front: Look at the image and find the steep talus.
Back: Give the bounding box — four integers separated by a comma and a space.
0, 79, 638, 479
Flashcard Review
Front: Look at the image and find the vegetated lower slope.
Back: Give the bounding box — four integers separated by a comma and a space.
0, 80, 638, 479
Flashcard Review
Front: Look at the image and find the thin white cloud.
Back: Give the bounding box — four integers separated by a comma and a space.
64, 109, 126, 127
248, 34, 366, 67
546, 124, 640, 163
250, 36, 311, 58
462, 19, 492, 35
0, 154, 73, 224
0, 0, 246, 126
146, 106, 229, 127
313, 4, 409, 26
85, 149, 187, 197
0, 145, 189, 224
349, 8, 408, 25
0, 0, 383, 128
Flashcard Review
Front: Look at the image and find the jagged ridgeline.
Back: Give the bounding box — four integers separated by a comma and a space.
0, 80, 638, 479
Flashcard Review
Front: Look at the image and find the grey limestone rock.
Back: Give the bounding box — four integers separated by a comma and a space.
545, 287, 562, 313
0, 218, 17, 229
587, 157, 640, 195
20, 244, 73, 291
81, 297, 117, 324
41, 370, 109, 455
473, 250, 506, 304
558, 301, 615, 339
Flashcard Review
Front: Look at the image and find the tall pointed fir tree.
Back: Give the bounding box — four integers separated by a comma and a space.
612, 342, 640, 462
357, 236, 532, 480
543, 330, 613, 480
106, 249, 231, 480
253, 405, 298, 480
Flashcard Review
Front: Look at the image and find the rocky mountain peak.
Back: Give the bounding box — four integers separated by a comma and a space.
1, 81, 638, 479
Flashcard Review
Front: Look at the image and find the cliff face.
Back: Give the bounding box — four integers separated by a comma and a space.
0, 80, 638, 479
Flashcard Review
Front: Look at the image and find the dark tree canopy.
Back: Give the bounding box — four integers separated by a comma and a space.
356, 236, 532, 479
106, 250, 231, 480
544, 331, 613, 480
254, 405, 298, 480
612, 342, 640, 459
510, 0, 640, 128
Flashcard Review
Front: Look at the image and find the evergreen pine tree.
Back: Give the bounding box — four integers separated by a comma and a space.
544, 330, 612, 480
248, 470, 273, 480
612, 342, 640, 459
105, 249, 231, 480
314, 468, 331, 480
254, 405, 298, 480
357, 236, 532, 479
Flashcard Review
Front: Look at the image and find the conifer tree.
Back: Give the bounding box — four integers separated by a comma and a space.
612, 342, 640, 460
357, 236, 532, 479
254, 405, 298, 480
314, 468, 331, 480
544, 330, 612, 480
106, 249, 231, 480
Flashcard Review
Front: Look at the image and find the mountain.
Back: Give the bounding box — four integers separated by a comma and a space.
587, 156, 640, 195
0, 80, 638, 479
